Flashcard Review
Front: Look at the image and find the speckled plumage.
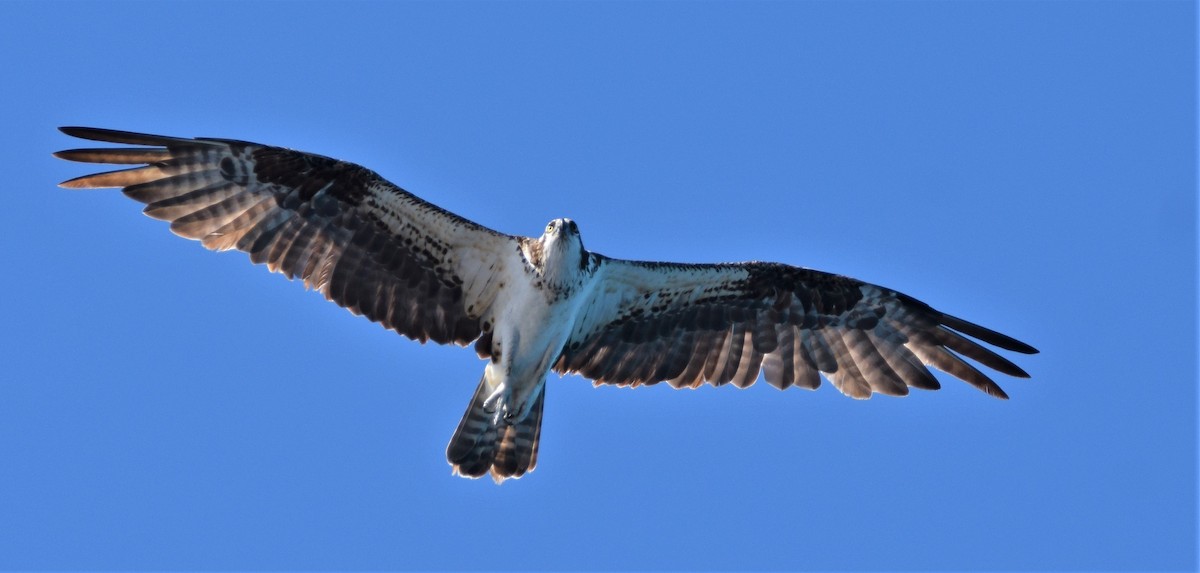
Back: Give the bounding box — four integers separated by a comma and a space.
56, 126, 1038, 484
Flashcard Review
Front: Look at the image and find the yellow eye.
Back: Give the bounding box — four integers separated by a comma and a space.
546, 223, 554, 233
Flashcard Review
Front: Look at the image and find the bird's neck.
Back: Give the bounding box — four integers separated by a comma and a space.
525, 238, 585, 296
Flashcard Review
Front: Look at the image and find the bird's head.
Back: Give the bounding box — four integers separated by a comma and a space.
541, 218, 581, 248
539, 218, 587, 273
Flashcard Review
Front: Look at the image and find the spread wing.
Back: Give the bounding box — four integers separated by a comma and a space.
56, 127, 524, 347
555, 257, 1037, 399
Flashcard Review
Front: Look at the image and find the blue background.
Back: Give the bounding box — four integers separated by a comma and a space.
2, 1, 1195, 570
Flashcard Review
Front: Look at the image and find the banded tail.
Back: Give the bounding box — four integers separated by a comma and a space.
447, 374, 545, 483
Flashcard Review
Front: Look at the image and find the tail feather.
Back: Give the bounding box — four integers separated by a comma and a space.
447, 375, 545, 483
493, 389, 545, 478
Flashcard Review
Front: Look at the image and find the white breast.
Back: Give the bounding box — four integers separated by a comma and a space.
480, 259, 598, 422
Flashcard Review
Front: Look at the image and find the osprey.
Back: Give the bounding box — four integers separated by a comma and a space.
56, 127, 1038, 483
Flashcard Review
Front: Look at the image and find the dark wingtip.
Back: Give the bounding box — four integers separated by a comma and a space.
1004, 339, 1039, 355
894, 292, 1037, 355
939, 313, 1038, 355
59, 126, 117, 141
58, 126, 183, 146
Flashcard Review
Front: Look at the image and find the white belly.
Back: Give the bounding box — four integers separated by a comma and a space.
481, 273, 595, 422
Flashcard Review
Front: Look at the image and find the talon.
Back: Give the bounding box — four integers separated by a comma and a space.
482, 386, 504, 412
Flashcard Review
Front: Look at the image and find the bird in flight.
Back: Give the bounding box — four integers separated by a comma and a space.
56, 127, 1038, 483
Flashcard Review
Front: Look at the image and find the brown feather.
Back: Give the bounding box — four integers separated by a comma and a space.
912, 345, 1008, 399
60, 165, 167, 189
123, 170, 225, 203
823, 331, 872, 399
142, 181, 240, 221
843, 329, 908, 396
54, 147, 172, 164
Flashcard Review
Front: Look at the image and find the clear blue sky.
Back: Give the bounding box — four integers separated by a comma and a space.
2, 1, 1195, 570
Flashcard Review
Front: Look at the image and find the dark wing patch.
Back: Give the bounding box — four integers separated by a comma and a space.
555, 258, 1037, 399
56, 127, 522, 347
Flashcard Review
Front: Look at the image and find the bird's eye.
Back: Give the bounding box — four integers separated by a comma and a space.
546, 223, 554, 233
